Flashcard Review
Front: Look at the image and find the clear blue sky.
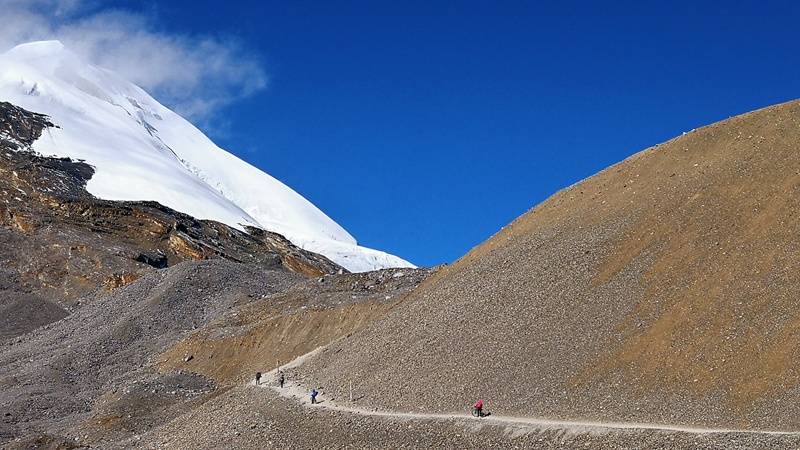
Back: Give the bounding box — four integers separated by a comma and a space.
8, 1, 800, 267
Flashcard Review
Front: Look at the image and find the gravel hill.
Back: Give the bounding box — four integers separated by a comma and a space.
0, 259, 304, 444
298, 99, 800, 431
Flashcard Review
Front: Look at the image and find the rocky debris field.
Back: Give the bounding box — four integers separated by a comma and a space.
0, 259, 437, 448
0, 259, 304, 446
95, 384, 800, 450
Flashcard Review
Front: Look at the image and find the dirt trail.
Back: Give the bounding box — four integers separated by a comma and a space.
252, 347, 800, 437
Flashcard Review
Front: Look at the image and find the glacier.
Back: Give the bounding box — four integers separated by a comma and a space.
0, 41, 414, 272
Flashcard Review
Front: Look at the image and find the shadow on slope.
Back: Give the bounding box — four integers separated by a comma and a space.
0, 259, 304, 445
156, 267, 435, 386
61, 266, 431, 447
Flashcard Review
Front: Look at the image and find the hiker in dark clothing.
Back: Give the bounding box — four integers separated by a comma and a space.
279, 372, 285, 388
255, 372, 262, 385
311, 389, 318, 404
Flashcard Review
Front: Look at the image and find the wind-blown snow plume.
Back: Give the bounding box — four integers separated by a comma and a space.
0, 0, 266, 121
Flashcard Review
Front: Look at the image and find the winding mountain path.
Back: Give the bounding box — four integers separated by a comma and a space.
252, 347, 800, 437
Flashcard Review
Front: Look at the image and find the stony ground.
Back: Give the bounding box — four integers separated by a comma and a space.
0, 259, 436, 448
8, 377, 800, 449
0, 259, 305, 446
100, 384, 800, 449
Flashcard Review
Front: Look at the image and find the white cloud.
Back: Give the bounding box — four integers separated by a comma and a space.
0, 0, 267, 122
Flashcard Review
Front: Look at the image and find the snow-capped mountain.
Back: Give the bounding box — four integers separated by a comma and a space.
0, 41, 413, 272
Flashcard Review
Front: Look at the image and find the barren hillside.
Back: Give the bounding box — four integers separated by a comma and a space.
4, 99, 800, 449
299, 99, 800, 430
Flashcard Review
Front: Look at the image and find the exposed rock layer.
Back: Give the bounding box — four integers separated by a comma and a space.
0, 102, 343, 338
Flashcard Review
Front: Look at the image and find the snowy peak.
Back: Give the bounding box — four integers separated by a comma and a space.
3, 40, 70, 70
4, 41, 129, 112
0, 41, 413, 272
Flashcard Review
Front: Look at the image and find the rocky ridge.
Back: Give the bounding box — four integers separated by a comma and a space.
0, 101, 343, 338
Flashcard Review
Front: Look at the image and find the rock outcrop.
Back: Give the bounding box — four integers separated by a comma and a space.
0, 102, 343, 338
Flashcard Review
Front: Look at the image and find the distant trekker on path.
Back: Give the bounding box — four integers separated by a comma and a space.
474, 399, 484, 418
311, 389, 318, 404
255, 372, 262, 385
279, 372, 285, 388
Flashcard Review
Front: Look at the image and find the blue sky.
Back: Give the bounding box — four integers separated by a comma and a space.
3, 1, 800, 267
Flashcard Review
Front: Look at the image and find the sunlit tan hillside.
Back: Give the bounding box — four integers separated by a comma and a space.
5, 100, 800, 449
300, 99, 800, 430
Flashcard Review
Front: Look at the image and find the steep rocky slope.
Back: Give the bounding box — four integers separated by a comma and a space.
156, 267, 433, 386
299, 99, 800, 430
0, 101, 341, 338
0, 259, 433, 447
0, 259, 303, 444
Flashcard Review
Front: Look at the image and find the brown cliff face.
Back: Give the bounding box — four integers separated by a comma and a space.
0, 101, 342, 338
300, 99, 800, 430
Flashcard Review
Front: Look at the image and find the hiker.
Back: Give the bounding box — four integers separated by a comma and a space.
255, 372, 262, 386
474, 399, 484, 418
311, 389, 318, 404
279, 372, 285, 388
